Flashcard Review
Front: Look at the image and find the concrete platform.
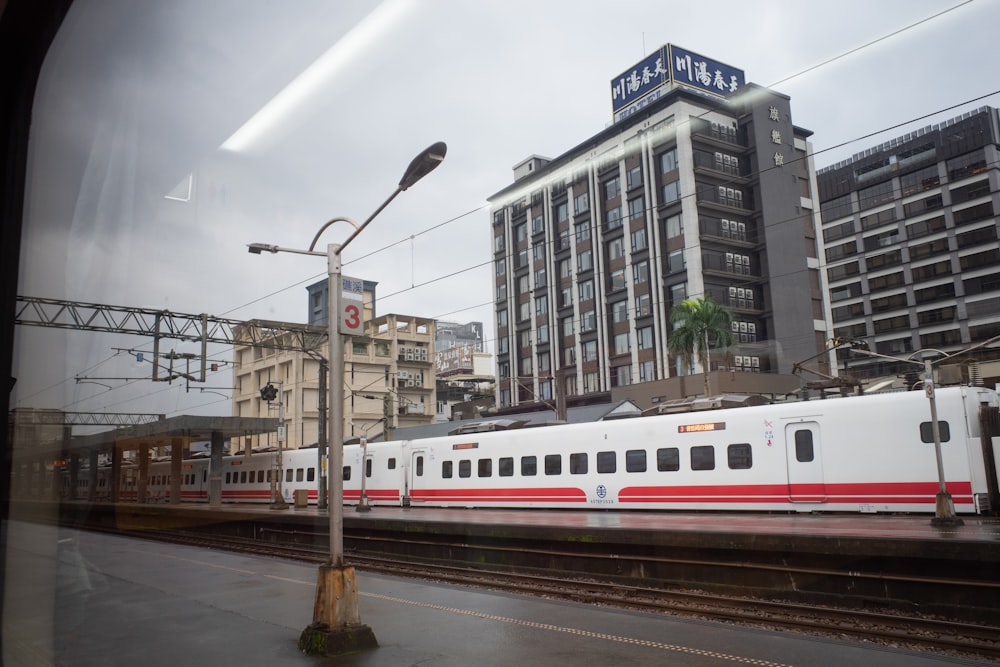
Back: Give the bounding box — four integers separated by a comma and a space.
3, 520, 991, 667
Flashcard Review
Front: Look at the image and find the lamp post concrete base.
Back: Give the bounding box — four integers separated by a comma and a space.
299, 565, 378, 656
931, 492, 965, 527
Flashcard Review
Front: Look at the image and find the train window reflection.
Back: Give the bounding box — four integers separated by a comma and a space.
919, 420, 951, 443
499, 457, 514, 477
625, 450, 647, 473
727, 444, 752, 470
794, 430, 814, 462
459, 460, 471, 478
521, 456, 537, 476
478, 459, 492, 478
597, 451, 616, 474
442, 461, 453, 478
570, 453, 588, 474
545, 454, 562, 475
365, 460, 372, 478
342, 466, 350, 481
657, 447, 680, 472
691, 446, 715, 471
416, 456, 424, 476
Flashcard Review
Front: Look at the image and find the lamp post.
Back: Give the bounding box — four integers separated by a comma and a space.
248, 142, 446, 656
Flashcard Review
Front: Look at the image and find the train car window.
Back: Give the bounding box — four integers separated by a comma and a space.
597, 451, 616, 473
794, 430, 814, 462
365, 460, 372, 478
307, 468, 315, 482
296, 468, 304, 482
656, 448, 680, 472
459, 460, 472, 478
267, 470, 273, 483
691, 446, 715, 471
442, 461, 453, 478
499, 457, 514, 477
521, 456, 537, 476
919, 421, 951, 443
570, 453, 588, 474
203, 471, 207, 482
416, 456, 424, 476
241, 471, 248, 483
342, 466, 351, 481
625, 449, 647, 473
225, 472, 231, 484
545, 454, 562, 475
478, 459, 492, 478
388, 458, 397, 470
286, 469, 294, 483
727, 444, 753, 470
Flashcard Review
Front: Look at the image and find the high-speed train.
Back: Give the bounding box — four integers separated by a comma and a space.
51, 385, 1000, 514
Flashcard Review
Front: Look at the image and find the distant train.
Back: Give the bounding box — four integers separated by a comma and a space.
41, 385, 1000, 514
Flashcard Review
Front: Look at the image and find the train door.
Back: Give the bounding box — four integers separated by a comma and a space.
404, 449, 427, 506
785, 421, 826, 503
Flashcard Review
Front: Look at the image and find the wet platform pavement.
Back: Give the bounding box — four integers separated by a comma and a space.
3, 519, 994, 667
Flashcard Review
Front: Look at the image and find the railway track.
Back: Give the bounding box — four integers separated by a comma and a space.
115, 526, 1000, 662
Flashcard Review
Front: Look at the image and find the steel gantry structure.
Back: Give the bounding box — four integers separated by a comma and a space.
14, 295, 328, 381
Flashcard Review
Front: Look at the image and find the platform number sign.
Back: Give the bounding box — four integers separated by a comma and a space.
339, 275, 365, 334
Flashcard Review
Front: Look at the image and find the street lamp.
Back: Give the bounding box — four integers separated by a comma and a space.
248, 142, 445, 656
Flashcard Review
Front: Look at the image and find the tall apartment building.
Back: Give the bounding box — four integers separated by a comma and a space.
816, 107, 1000, 380
488, 45, 832, 410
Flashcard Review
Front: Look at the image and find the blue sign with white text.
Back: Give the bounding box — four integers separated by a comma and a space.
667, 45, 744, 99
611, 44, 745, 123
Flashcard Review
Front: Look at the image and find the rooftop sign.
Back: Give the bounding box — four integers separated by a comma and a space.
611, 44, 745, 123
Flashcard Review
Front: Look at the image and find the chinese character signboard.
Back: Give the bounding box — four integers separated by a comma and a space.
436, 344, 474, 378
611, 44, 745, 123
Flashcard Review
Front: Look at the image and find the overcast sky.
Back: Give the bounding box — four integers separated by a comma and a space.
12, 0, 1000, 421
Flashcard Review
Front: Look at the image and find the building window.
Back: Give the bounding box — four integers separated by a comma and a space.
662, 180, 681, 205
633, 261, 649, 284
611, 268, 627, 291
535, 296, 548, 315
668, 249, 685, 273
635, 294, 651, 318
555, 202, 568, 223
639, 360, 655, 382
604, 177, 621, 200
608, 237, 625, 260
631, 228, 647, 252
628, 197, 645, 221
665, 214, 682, 238
576, 222, 592, 244
583, 371, 600, 393
580, 310, 596, 332
613, 333, 630, 355
606, 206, 622, 230
582, 340, 598, 362
614, 365, 631, 387
659, 148, 678, 174
574, 191, 589, 215
611, 300, 628, 323
577, 250, 593, 272
579, 279, 594, 301
637, 326, 653, 349
561, 316, 574, 337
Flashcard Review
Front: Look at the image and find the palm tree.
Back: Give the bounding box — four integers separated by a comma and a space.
667, 296, 735, 396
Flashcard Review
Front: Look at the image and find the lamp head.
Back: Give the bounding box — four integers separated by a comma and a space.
247, 243, 278, 254
398, 141, 447, 191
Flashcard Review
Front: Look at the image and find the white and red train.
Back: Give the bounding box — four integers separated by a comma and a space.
50, 385, 1000, 514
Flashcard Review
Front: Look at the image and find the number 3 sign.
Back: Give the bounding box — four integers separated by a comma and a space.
339, 275, 365, 334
